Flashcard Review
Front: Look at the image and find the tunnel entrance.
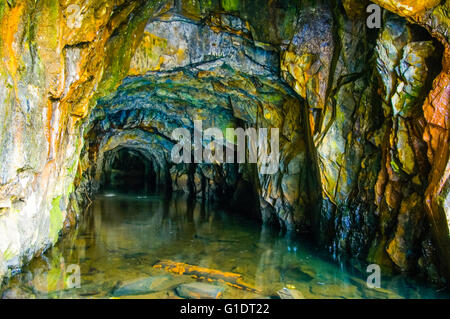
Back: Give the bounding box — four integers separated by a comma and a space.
100, 148, 157, 195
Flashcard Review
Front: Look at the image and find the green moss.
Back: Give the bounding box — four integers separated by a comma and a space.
49, 196, 63, 244
221, 0, 239, 11
2, 247, 15, 262
279, 6, 298, 40
67, 156, 78, 176
0, 1, 5, 25
367, 239, 394, 271
390, 160, 400, 173
93, 2, 153, 101
36, 0, 60, 51
182, 0, 201, 15
67, 182, 74, 195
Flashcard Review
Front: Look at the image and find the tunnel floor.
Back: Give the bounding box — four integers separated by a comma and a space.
1, 192, 447, 299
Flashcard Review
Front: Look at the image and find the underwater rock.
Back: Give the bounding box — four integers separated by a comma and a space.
176, 282, 224, 299
1, 287, 36, 299
310, 282, 360, 299
153, 260, 259, 293
111, 275, 176, 297
279, 265, 314, 282
276, 288, 305, 299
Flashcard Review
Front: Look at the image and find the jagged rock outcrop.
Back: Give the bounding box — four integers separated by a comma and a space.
280, 0, 449, 283
281, 1, 335, 134
369, 0, 450, 282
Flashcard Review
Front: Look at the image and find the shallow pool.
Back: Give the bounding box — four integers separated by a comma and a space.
1, 193, 448, 299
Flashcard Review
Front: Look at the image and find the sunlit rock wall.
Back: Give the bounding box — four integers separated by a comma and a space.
0, 0, 171, 280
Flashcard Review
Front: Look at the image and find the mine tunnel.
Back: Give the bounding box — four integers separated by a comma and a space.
100, 148, 158, 194
0, 0, 449, 301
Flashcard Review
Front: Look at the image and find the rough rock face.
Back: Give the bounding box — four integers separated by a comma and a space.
280, 0, 450, 283
0, 0, 172, 280
0, 0, 449, 287
281, 1, 335, 133
371, 0, 450, 282
372, 0, 442, 17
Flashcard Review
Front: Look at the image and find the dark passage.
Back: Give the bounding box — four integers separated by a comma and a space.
101, 148, 157, 194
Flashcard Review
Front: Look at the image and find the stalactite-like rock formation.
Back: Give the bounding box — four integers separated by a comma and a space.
0, 0, 448, 287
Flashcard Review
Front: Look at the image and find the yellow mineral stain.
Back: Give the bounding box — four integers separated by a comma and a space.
153, 260, 261, 293
1, 3, 24, 78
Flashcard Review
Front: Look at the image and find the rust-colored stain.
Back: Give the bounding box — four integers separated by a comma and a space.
1, 3, 24, 78
153, 260, 261, 293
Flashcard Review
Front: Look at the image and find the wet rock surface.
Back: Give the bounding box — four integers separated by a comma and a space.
277, 287, 305, 299
111, 275, 179, 297
176, 282, 224, 299
0, 0, 173, 283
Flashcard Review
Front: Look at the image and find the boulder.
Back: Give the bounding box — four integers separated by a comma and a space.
176, 282, 224, 299
112, 275, 176, 297
276, 288, 305, 299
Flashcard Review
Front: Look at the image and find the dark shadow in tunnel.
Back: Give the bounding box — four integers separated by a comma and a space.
100, 147, 158, 195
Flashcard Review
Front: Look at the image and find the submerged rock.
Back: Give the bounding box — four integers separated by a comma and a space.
1, 287, 36, 299
176, 282, 224, 299
310, 282, 360, 299
280, 265, 314, 282
111, 275, 176, 297
276, 288, 305, 299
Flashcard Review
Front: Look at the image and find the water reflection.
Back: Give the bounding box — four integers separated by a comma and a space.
1, 193, 448, 299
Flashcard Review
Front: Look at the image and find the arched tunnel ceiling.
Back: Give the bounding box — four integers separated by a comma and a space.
84, 11, 320, 230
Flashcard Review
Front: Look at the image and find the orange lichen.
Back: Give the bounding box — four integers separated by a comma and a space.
421, 46, 450, 276
1, 3, 25, 78
372, 0, 441, 17
153, 260, 260, 293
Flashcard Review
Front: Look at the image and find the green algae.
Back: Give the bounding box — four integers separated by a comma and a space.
390, 160, 401, 174
94, 0, 169, 102
49, 196, 63, 244
2, 247, 15, 262
221, 0, 239, 11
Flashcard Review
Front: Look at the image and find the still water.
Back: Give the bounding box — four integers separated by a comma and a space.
1, 193, 448, 299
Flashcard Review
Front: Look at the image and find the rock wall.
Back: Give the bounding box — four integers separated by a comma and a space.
277, 0, 449, 284
0, 0, 172, 280
0, 0, 449, 286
